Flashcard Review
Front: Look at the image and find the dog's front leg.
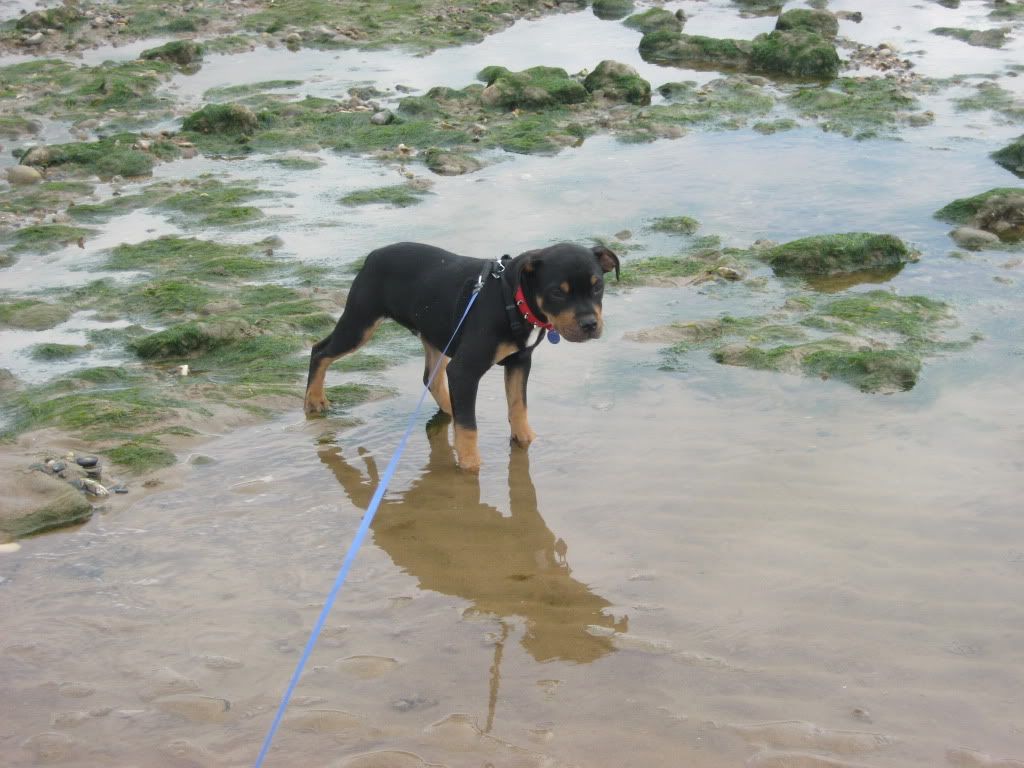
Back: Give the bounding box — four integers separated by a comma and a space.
503, 353, 536, 447
447, 357, 488, 472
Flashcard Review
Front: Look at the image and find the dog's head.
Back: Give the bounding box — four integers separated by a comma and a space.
519, 243, 619, 343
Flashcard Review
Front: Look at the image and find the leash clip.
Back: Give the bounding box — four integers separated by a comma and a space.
491, 258, 506, 279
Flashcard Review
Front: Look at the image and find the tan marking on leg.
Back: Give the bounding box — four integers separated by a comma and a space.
304, 356, 334, 414
505, 367, 535, 446
454, 425, 481, 472
422, 339, 452, 415
493, 341, 519, 365
304, 320, 382, 415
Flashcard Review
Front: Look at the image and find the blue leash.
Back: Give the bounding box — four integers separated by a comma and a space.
253, 271, 489, 768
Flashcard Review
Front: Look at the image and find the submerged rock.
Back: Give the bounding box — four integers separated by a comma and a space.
775, 8, 839, 39
761, 233, 917, 275
1, 470, 92, 539
478, 65, 589, 110
992, 135, 1024, 177
6, 165, 43, 185
182, 104, 259, 136
582, 60, 651, 105
140, 40, 204, 67
623, 8, 683, 34
424, 148, 482, 176
931, 26, 1010, 48
592, 0, 635, 21
936, 188, 1024, 245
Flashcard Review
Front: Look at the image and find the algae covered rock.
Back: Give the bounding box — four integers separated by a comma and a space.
931, 26, 1010, 48
775, 9, 839, 39
935, 188, 1024, 244
623, 8, 684, 34
478, 66, 590, 110
592, 0, 635, 21
182, 103, 259, 135
762, 233, 916, 275
749, 30, 840, 79
141, 41, 205, 67
640, 32, 752, 69
424, 148, 482, 176
583, 60, 651, 105
0, 299, 72, 330
2, 470, 92, 540
991, 136, 1024, 177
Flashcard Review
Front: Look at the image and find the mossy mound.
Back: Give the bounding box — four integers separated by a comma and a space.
640, 31, 752, 69
20, 134, 177, 179
8, 224, 92, 254
477, 66, 590, 110
424, 149, 481, 176
583, 60, 651, 105
992, 136, 1024, 178
647, 77, 774, 131
105, 236, 279, 280
593, 0, 635, 21
931, 26, 1009, 48
1, 471, 92, 540
29, 343, 88, 361
0, 300, 72, 331
181, 103, 260, 135
935, 188, 1024, 243
749, 30, 840, 79
762, 233, 917, 276
649, 215, 699, 235
140, 40, 205, 67
775, 9, 839, 39
14, 7, 85, 31
107, 441, 177, 473
623, 8, 683, 34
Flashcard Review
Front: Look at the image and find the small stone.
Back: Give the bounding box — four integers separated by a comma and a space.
111, 484, 129, 494
24, 32, 45, 46
950, 226, 1001, 249
0, 542, 21, 554
76, 456, 99, 468
81, 479, 109, 497
370, 110, 394, 126
6, 165, 43, 185
50, 460, 67, 474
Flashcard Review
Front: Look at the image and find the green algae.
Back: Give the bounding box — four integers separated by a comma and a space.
640, 31, 752, 69
931, 26, 1009, 48
953, 81, 1024, 122
340, 183, 430, 207
592, 0, 635, 21
205, 80, 304, 102
0, 300, 72, 331
21, 134, 179, 179
105, 237, 278, 280
1, 181, 94, 217
649, 77, 774, 131
788, 78, 922, 138
157, 179, 272, 227
762, 233, 916, 276
8, 224, 92, 254
29, 343, 88, 362
749, 30, 840, 79
649, 216, 700, 235
106, 441, 176, 472
753, 118, 798, 134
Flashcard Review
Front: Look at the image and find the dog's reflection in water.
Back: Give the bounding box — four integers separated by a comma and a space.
318, 413, 628, 665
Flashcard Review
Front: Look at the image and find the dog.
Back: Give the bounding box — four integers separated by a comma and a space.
305, 241, 619, 471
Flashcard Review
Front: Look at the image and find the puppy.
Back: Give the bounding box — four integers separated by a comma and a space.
305, 242, 619, 470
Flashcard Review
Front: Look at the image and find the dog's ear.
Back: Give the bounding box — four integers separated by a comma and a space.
592, 245, 620, 281
520, 248, 544, 273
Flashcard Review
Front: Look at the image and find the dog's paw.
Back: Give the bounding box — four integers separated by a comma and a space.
510, 428, 537, 447
304, 394, 330, 415
457, 453, 482, 473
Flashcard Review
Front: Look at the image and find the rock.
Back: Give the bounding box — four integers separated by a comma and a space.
0, 368, 19, 392
6, 165, 43, 185
836, 11, 864, 22
775, 8, 839, 39
424, 149, 482, 176
762, 233, 917, 275
75, 456, 99, 468
583, 60, 652, 105
950, 226, 1002, 249
140, 40, 204, 67
81, 479, 109, 498
749, 29, 841, 79
992, 135, 1024, 178
23, 32, 45, 47
623, 8, 683, 34
1, 470, 92, 539
592, 0, 635, 21
181, 104, 259, 136
477, 65, 589, 110
370, 110, 394, 125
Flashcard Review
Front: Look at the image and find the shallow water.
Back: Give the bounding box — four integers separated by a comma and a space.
3, 1, 1024, 766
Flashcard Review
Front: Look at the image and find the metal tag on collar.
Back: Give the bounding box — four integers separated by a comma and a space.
547, 329, 560, 344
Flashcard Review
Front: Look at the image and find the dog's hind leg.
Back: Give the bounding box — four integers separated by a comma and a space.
421, 339, 452, 416
305, 302, 382, 414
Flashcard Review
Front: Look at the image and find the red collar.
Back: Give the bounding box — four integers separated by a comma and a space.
514, 286, 553, 331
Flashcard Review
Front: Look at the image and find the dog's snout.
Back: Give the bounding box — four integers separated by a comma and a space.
578, 314, 599, 334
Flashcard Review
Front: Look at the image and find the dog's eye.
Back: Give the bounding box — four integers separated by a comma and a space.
550, 287, 565, 299
592, 281, 603, 294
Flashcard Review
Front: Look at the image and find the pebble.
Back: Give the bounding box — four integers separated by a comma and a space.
81, 478, 109, 497
23, 32, 45, 46
6, 165, 43, 185
75, 455, 98, 468
110, 484, 129, 494
0, 542, 22, 554
371, 110, 395, 125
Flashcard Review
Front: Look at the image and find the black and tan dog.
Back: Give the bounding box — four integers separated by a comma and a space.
304, 241, 619, 471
